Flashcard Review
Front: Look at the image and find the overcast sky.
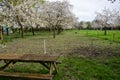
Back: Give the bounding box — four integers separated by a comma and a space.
48, 0, 119, 21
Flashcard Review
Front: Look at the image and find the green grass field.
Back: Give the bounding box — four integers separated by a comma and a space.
78, 30, 120, 43
54, 57, 120, 80
0, 30, 120, 80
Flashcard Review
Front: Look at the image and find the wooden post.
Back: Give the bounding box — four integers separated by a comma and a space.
53, 62, 58, 74
44, 40, 46, 54
112, 33, 115, 42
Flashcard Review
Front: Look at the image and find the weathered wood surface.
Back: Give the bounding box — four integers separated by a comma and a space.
0, 71, 53, 80
0, 53, 60, 80
0, 54, 60, 62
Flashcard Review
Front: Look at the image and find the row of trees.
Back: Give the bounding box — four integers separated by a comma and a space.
0, 0, 76, 40
94, 8, 120, 35
75, 0, 120, 33
108, 0, 120, 3
75, 8, 120, 35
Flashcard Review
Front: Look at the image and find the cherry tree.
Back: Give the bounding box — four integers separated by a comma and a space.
40, 1, 76, 38
0, 0, 44, 38
112, 13, 120, 29
95, 8, 117, 35
0, 0, 76, 39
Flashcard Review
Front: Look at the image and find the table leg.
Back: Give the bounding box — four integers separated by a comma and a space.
9, 61, 16, 69
0, 60, 13, 70
53, 62, 58, 74
39, 62, 50, 70
49, 62, 53, 75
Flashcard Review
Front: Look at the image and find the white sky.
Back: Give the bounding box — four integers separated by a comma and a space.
48, 0, 119, 21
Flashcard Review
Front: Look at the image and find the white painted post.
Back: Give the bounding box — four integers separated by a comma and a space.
44, 40, 46, 54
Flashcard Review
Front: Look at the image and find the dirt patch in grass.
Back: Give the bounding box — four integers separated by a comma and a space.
68, 45, 120, 58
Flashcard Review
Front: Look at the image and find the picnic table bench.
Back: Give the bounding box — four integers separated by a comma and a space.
0, 53, 61, 80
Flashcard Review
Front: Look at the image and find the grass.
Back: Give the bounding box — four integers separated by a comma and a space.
54, 57, 120, 80
0, 30, 120, 80
1, 31, 53, 43
77, 30, 120, 43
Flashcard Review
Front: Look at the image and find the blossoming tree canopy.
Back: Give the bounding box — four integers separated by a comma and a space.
0, 0, 44, 38
0, 0, 76, 38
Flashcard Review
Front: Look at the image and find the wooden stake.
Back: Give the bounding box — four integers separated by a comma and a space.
44, 40, 46, 54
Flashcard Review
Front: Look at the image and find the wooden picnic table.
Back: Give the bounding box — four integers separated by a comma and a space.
0, 53, 61, 80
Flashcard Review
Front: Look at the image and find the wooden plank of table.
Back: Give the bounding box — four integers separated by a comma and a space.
0, 54, 60, 62
0, 54, 22, 60
0, 71, 53, 80
0, 54, 60, 76
20, 54, 60, 62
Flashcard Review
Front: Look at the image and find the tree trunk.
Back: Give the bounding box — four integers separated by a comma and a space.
6, 28, 9, 36
104, 26, 107, 36
20, 25, 24, 38
0, 26, 3, 40
16, 15, 24, 38
18, 28, 20, 35
57, 27, 62, 35
53, 26, 56, 38
31, 27, 35, 36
